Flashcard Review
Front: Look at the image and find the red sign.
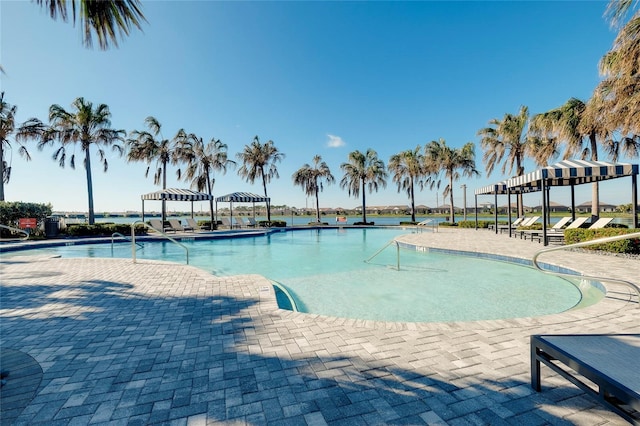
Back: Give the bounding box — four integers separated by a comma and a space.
19, 218, 37, 229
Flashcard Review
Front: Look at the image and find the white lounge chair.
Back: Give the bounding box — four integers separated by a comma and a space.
588, 217, 613, 229
186, 218, 207, 231
149, 219, 175, 233
522, 216, 574, 241
169, 218, 193, 232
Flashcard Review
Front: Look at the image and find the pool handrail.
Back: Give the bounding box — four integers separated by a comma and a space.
111, 232, 144, 250
417, 219, 438, 233
131, 220, 189, 264
365, 239, 401, 270
532, 231, 640, 303
0, 224, 30, 241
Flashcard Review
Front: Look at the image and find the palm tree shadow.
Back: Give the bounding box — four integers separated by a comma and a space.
0, 277, 618, 425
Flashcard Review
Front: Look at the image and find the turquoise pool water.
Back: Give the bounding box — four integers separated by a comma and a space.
9, 228, 597, 322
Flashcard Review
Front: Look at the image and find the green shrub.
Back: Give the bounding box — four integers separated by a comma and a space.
457, 220, 492, 228
564, 228, 640, 254
65, 223, 147, 237
0, 201, 52, 236
517, 223, 542, 231
258, 220, 287, 227
399, 221, 417, 225
353, 221, 375, 225
438, 222, 458, 227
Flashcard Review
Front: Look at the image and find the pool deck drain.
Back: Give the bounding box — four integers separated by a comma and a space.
0, 228, 638, 425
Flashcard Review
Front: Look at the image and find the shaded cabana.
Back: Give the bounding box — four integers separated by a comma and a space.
506, 160, 638, 245
141, 188, 213, 224
474, 181, 539, 235
215, 192, 270, 226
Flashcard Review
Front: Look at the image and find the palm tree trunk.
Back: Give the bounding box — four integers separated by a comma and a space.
589, 133, 600, 221
161, 160, 167, 225
0, 144, 5, 201
361, 177, 367, 224
410, 182, 416, 223
449, 176, 455, 224
206, 174, 215, 230
84, 145, 95, 225
315, 189, 320, 222
262, 176, 270, 222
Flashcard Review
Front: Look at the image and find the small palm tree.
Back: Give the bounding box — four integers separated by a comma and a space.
477, 105, 534, 217
237, 136, 285, 222
127, 116, 186, 225
34, 0, 146, 50
292, 155, 335, 223
340, 149, 387, 224
180, 134, 235, 229
39, 97, 125, 224
388, 146, 426, 223
425, 139, 479, 224
0, 92, 47, 201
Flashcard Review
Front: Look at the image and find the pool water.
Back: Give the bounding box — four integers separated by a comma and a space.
12, 228, 597, 322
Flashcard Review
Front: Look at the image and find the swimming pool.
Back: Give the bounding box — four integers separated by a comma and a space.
5, 228, 602, 322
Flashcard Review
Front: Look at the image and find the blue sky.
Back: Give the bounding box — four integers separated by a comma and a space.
1, 0, 636, 213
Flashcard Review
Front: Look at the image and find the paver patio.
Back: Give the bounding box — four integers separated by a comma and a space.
0, 227, 638, 425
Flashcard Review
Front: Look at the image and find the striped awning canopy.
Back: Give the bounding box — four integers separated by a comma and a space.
215, 192, 269, 203
141, 188, 214, 201
507, 160, 639, 189
475, 181, 540, 195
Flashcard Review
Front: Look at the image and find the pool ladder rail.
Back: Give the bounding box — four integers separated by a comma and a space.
365, 239, 401, 270
532, 231, 640, 305
111, 232, 144, 250
130, 220, 190, 265
0, 224, 30, 242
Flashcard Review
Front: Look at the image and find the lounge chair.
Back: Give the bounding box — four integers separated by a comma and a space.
497, 217, 525, 234
243, 217, 257, 228
220, 217, 234, 229
544, 216, 591, 244
506, 216, 540, 237
522, 216, 573, 241
169, 218, 193, 232
233, 217, 245, 228
149, 219, 175, 233
531, 334, 640, 424
588, 217, 613, 229
186, 218, 207, 231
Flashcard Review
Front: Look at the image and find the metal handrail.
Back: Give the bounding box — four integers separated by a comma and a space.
111, 232, 144, 249
532, 231, 640, 303
131, 220, 189, 264
365, 239, 401, 270
0, 224, 30, 241
417, 219, 438, 233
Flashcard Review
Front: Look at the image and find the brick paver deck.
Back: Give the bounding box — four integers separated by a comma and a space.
1, 228, 638, 425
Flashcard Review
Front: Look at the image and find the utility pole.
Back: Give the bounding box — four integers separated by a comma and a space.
460, 184, 467, 221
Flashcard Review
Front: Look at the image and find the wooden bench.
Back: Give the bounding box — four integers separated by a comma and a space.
531, 334, 640, 424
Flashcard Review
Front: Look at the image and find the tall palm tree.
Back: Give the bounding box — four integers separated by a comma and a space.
127, 116, 186, 225
425, 139, 479, 224
0, 92, 47, 201
340, 149, 388, 224
292, 155, 335, 223
180, 134, 234, 230
529, 97, 611, 220
34, 0, 146, 50
388, 146, 426, 223
477, 105, 533, 217
38, 97, 124, 224
236, 136, 285, 222
595, 0, 640, 137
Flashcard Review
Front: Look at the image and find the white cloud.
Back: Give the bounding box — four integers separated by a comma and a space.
326, 134, 345, 148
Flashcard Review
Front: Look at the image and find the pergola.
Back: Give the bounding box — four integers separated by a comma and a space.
215, 192, 270, 225
141, 188, 213, 223
506, 160, 638, 245
474, 181, 540, 235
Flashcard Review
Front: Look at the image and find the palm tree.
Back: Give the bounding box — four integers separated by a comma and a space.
340, 149, 388, 224
595, 0, 640, 137
388, 146, 426, 223
425, 139, 479, 224
34, 0, 146, 50
236, 136, 285, 222
292, 155, 335, 223
529, 97, 611, 220
0, 92, 47, 201
180, 134, 235, 230
477, 105, 534, 217
127, 116, 186, 225
38, 97, 124, 224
